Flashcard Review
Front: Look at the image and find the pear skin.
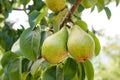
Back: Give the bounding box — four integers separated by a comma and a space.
45, 0, 66, 12
67, 25, 95, 62
42, 27, 68, 64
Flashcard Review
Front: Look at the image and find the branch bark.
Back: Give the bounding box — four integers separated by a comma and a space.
13, 8, 29, 11
60, 0, 83, 29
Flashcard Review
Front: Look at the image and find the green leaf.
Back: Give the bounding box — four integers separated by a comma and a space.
81, 0, 97, 8
63, 58, 77, 80
35, 6, 48, 26
1, 51, 18, 67
11, 38, 23, 56
20, 27, 41, 61
104, 7, 111, 19
72, 73, 78, 80
29, 10, 40, 28
30, 59, 44, 77
49, 9, 69, 32
22, 58, 31, 72
3, 1, 12, 18
22, 72, 30, 80
25, 74, 35, 80
20, 0, 30, 5
88, 31, 101, 56
42, 66, 56, 80
0, 65, 3, 76
83, 60, 94, 80
0, 14, 5, 22
56, 64, 64, 80
1, 51, 22, 80
116, 0, 120, 6
77, 5, 84, 13
29, 7, 47, 28
77, 63, 85, 80
2, 73, 9, 80
91, 6, 95, 12
96, 0, 105, 12
76, 20, 88, 31
4, 58, 22, 80
33, 0, 45, 10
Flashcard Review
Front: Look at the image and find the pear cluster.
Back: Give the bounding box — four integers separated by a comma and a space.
42, 25, 95, 64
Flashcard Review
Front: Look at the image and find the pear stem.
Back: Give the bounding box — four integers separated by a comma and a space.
60, 0, 83, 29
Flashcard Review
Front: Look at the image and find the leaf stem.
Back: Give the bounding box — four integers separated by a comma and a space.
60, 0, 83, 29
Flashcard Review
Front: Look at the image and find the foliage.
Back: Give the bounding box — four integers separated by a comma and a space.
94, 36, 120, 80
0, 0, 119, 80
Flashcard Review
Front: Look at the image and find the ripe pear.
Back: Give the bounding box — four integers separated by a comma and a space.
67, 25, 95, 62
42, 27, 68, 64
45, 0, 66, 12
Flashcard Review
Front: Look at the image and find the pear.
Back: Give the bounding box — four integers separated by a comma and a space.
42, 27, 68, 64
67, 25, 95, 62
45, 0, 66, 12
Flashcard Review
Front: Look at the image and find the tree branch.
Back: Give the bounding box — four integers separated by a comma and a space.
13, 8, 29, 11
60, 0, 83, 29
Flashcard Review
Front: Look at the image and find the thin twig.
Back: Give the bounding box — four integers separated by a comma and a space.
60, 0, 83, 29
13, 8, 29, 11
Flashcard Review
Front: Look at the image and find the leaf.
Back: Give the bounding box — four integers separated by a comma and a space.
116, 0, 120, 6
104, 7, 111, 19
49, 9, 69, 32
72, 73, 78, 80
91, 6, 95, 12
42, 66, 56, 80
35, 6, 48, 26
96, 0, 105, 12
31, 60, 50, 80
1, 73, 9, 80
81, 0, 97, 8
77, 5, 84, 13
33, 0, 45, 10
77, 63, 85, 80
0, 14, 5, 22
11, 38, 23, 56
56, 64, 64, 80
29, 7, 47, 28
20, 27, 41, 61
76, 20, 88, 31
1, 51, 22, 80
0, 65, 3, 76
63, 58, 77, 80
83, 60, 94, 80
40, 25, 47, 47
3, 1, 12, 18
29, 10, 40, 28
4, 58, 22, 80
25, 74, 34, 80
22, 58, 31, 72
88, 31, 101, 56
30, 59, 44, 77
20, 0, 30, 5
1, 51, 18, 67
22, 72, 30, 80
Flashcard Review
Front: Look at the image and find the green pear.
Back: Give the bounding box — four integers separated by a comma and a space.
42, 27, 68, 64
67, 25, 95, 62
45, 0, 66, 12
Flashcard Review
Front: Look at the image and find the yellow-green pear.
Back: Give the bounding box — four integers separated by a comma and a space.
67, 25, 95, 62
42, 27, 68, 64
45, 0, 66, 12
